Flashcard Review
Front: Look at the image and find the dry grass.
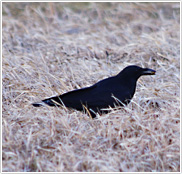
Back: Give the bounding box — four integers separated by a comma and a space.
2, 2, 180, 172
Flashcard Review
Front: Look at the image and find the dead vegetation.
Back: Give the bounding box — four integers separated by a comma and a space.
2, 2, 180, 172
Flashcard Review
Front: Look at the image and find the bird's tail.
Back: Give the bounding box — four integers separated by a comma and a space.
32, 96, 63, 107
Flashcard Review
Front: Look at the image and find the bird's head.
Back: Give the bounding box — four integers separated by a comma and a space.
118, 65, 156, 80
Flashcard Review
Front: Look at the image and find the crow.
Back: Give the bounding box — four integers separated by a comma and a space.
32, 65, 156, 118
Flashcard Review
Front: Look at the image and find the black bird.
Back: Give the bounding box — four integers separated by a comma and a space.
32, 65, 156, 118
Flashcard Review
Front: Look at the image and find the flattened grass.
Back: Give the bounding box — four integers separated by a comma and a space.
2, 2, 180, 172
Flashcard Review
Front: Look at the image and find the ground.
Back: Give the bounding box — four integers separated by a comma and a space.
2, 2, 180, 172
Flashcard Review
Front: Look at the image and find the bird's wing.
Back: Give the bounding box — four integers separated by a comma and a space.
61, 84, 114, 109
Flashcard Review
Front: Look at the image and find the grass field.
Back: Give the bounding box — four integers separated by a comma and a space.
2, 2, 180, 172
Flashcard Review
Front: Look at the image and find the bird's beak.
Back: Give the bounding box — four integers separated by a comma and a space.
142, 68, 156, 75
